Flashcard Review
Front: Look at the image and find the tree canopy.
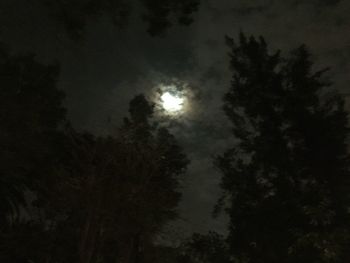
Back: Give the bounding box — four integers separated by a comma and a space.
0, 44, 66, 225
215, 33, 350, 263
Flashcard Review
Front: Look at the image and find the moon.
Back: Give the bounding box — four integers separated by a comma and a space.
161, 92, 184, 113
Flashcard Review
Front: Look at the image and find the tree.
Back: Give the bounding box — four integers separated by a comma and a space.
0, 44, 66, 225
1, 94, 188, 263
215, 33, 350, 263
31, 94, 189, 263
0, 44, 70, 263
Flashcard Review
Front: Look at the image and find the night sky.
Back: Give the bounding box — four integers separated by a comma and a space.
2, 0, 350, 239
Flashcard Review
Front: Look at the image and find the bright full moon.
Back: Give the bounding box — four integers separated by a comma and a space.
161, 92, 184, 113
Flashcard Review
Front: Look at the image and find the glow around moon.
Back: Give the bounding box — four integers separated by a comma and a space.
153, 82, 192, 118
161, 92, 184, 113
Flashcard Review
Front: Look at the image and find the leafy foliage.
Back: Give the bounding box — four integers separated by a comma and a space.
58, 95, 189, 263
215, 33, 350, 263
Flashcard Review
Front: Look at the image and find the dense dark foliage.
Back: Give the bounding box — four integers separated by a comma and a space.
215, 33, 350, 263
0, 45, 66, 224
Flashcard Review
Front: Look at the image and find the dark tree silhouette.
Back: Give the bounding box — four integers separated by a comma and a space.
215, 33, 350, 263
68, 95, 188, 263
13, 94, 189, 263
0, 44, 66, 225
